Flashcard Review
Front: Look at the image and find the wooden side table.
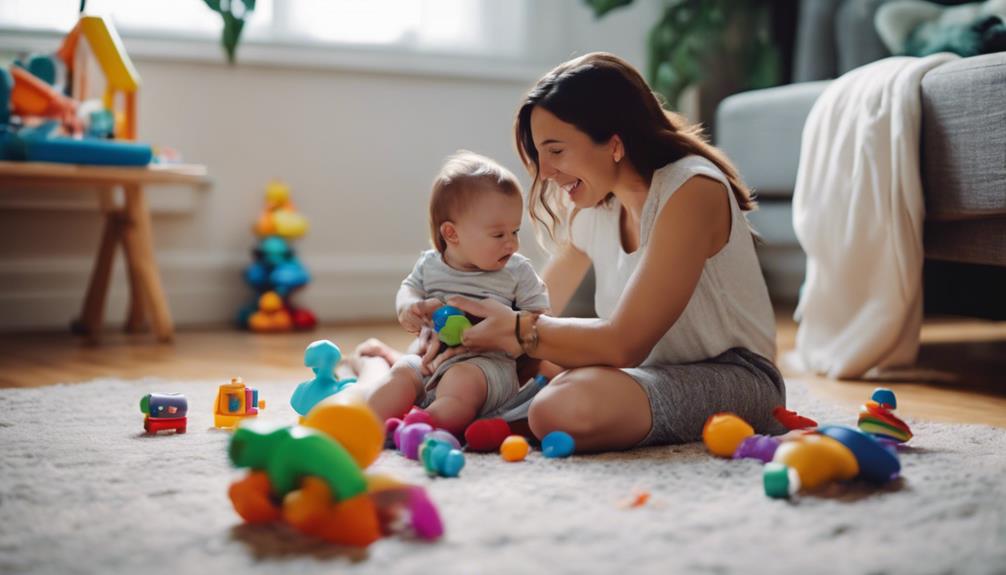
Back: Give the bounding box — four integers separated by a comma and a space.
0, 161, 210, 342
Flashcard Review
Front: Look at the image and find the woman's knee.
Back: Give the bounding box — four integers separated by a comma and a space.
527, 371, 604, 439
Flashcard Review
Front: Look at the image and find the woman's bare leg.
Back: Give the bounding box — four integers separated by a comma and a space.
527, 367, 651, 452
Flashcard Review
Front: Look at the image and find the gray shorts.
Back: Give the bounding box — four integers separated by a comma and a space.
400, 351, 520, 417
627, 347, 788, 447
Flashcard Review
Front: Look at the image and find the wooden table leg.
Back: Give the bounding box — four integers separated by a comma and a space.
122, 184, 174, 342
124, 248, 147, 333
71, 211, 121, 340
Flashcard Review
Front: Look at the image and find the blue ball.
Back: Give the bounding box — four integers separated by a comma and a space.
542, 431, 575, 458
432, 305, 463, 332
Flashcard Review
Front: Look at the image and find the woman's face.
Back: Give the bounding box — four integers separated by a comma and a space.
529, 105, 619, 208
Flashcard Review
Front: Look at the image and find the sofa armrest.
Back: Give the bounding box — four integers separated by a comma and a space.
715, 81, 830, 198
922, 52, 1006, 220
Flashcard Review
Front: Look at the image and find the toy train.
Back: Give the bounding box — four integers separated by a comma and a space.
140, 393, 188, 434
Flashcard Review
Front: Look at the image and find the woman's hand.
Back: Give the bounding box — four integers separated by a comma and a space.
446, 296, 523, 358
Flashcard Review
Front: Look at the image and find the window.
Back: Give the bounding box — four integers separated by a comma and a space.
0, 0, 530, 60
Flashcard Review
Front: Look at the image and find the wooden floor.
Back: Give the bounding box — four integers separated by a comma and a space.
1, 312, 1004, 428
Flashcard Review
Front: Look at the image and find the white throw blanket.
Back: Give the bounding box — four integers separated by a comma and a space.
792, 54, 958, 379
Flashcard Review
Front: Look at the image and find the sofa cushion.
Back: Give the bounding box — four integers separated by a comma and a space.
715, 81, 830, 198
921, 52, 1006, 219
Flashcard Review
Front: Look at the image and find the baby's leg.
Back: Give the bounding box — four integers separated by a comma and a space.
364, 356, 425, 421
426, 362, 488, 436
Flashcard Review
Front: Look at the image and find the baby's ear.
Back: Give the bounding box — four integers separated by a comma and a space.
440, 221, 460, 245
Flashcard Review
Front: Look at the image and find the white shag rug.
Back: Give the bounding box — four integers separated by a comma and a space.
1, 377, 1005, 575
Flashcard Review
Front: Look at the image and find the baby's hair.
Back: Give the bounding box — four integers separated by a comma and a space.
429, 150, 523, 253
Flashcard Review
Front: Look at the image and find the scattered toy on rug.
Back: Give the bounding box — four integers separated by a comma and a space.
140, 392, 188, 434
773, 406, 818, 430
541, 431, 576, 458
500, 435, 530, 462
213, 377, 266, 429
858, 387, 913, 443
290, 340, 357, 418
701, 388, 912, 498
227, 397, 444, 546
387, 408, 467, 478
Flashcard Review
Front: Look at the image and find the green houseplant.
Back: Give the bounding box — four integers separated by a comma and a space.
584, 0, 782, 113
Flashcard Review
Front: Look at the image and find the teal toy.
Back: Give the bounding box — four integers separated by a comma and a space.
419, 436, 465, 478
290, 340, 357, 416
432, 305, 472, 346
229, 419, 367, 501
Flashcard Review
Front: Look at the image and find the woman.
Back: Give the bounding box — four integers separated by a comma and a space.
358, 52, 785, 452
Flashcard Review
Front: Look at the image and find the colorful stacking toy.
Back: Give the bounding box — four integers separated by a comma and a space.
238, 181, 316, 332
858, 387, 913, 443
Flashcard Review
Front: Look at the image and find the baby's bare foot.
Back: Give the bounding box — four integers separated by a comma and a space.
354, 338, 402, 367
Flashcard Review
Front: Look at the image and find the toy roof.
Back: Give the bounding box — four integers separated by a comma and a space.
58, 15, 140, 92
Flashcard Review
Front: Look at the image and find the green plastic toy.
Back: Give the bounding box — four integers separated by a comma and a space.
229, 420, 367, 501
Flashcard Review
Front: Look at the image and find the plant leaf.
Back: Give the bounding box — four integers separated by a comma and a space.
582, 0, 635, 19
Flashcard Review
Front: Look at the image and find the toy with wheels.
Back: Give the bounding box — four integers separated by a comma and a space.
140, 392, 188, 434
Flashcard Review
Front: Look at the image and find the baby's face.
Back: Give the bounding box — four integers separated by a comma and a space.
451, 191, 523, 271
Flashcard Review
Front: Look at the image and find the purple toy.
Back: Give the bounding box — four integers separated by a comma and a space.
399, 422, 433, 460
732, 434, 781, 462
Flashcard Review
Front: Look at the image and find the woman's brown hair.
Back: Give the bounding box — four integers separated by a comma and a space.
514, 52, 755, 244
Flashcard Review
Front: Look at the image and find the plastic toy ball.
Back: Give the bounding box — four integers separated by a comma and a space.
541, 431, 575, 458
258, 236, 292, 267
702, 413, 754, 458
500, 435, 530, 462
302, 398, 385, 469
432, 305, 473, 347
399, 423, 434, 460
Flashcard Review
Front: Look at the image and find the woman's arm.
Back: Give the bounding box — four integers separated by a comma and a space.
540, 241, 592, 316
453, 176, 731, 368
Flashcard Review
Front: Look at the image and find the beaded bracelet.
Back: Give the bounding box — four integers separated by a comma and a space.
514, 311, 541, 355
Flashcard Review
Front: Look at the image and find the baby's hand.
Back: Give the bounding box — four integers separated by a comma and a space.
398, 298, 442, 334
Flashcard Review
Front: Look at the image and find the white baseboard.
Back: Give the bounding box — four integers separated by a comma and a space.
0, 252, 413, 332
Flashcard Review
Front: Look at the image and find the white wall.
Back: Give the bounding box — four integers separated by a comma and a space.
0, 0, 660, 331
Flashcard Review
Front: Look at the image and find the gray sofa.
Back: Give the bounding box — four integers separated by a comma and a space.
716, 0, 1006, 318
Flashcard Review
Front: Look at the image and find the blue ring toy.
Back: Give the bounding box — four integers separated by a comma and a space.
817, 425, 900, 484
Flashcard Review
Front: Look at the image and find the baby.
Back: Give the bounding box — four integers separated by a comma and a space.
365, 150, 549, 435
